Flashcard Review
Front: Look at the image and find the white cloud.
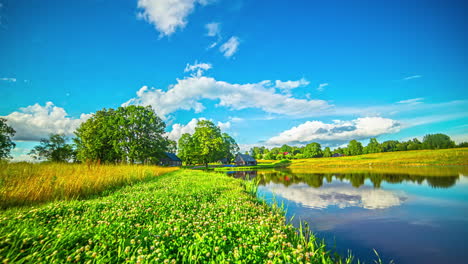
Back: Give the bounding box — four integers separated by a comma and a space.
217, 121, 231, 131
1, 102, 92, 141
124, 75, 331, 120
165, 118, 202, 141
268, 182, 407, 210
317, 83, 329, 92
184, 61, 212, 77
275, 78, 310, 91
403, 75, 422, 80
137, 0, 212, 37
266, 117, 401, 146
165, 117, 231, 142
1, 77, 17, 82
397, 98, 424, 105
219, 36, 240, 58
205, 22, 220, 37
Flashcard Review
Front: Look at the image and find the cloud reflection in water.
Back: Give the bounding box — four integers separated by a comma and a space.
266, 182, 408, 210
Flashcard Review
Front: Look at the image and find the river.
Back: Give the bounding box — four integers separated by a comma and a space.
227, 167, 468, 264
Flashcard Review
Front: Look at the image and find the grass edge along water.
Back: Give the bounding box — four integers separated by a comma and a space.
0, 169, 367, 263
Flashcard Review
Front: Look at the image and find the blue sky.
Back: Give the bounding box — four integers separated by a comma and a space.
1, 0, 467, 160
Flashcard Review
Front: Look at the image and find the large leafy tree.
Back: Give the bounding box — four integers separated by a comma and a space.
29, 134, 74, 162
323, 147, 332, 157
113, 105, 167, 163
347, 140, 363, 156
74, 108, 120, 163
74, 105, 168, 164
192, 120, 225, 167
381, 140, 399, 152
0, 118, 16, 160
422, 133, 455, 149
364, 138, 382, 154
178, 133, 197, 165
303, 142, 323, 158
177, 121, 238, 166
222, 133, 239, 163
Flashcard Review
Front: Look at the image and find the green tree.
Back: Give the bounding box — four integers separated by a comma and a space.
0, 118, 16, 160
167, 140, 177, 153
178, 133, 197, 165
29, 134, 74, 162
381, 140, 399, 152
303, 142, 323, 158
323, 147, 332, 157
221, 133, 239, 163
407, 138, 422, 150
422, 133, 455, 149
74, 106, 168, 164
192, 120, 225, 167
280, 144, 292, 154
347, 140, 363, 156
364, 138, 382, 154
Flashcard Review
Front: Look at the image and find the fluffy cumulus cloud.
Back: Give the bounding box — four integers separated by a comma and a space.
269, 183, 407, 210
275, 78, 310, 91
137, 0, 212, 36
124, 74, 331, 120
165, 117, 231, 142
2, 102, 91, 141
219, 36, 240, 58
267, 117, 401, 146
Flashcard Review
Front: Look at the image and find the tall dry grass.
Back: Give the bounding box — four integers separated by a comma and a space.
0, 162, 178, 209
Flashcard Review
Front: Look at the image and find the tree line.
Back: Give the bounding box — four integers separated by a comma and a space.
249, 134, 466, 160
0, 106, 239, 165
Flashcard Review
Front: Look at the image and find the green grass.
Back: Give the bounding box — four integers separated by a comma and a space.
288, 148, 468, 168
0, 170, 355, 264
0, 163, 178, 209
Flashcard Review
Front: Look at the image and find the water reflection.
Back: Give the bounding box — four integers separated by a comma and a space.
266, 182, 407, 210
227, 168, 468, 264
235, 168, 462, 189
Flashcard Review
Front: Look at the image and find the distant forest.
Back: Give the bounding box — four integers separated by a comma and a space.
249, 134, 468, 160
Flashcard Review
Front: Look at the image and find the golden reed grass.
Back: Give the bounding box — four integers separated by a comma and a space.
0, 162, 178, 209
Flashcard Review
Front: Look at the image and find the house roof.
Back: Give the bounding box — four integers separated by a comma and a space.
165, 152, 182, 161
236, 153, 256, 162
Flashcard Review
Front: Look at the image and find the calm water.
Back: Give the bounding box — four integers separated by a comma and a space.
228, 168, 468, 264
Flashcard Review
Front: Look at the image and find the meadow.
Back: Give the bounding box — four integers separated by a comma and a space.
0, 163, 177, 209
280, 148, 468, 169
0, 170, 354, 264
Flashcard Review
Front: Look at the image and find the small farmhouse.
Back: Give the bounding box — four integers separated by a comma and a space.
332, 153, 344, 157
160, 152, 182, 166
234, 153, 257, 166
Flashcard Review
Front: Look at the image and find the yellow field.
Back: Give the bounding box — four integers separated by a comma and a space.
283, 148, 468, 167
0, 163, 178, 208
255, 148, 468, 176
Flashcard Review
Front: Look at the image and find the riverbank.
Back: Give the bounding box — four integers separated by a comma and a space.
0, 170, 352, 263
289, 148, 468, 168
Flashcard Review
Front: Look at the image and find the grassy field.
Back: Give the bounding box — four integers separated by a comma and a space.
287, 148, 468, 168
0, 163, 178, 209
0, 170, 353, 264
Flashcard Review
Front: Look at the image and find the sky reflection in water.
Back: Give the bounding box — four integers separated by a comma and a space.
233, 169, 468, 264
